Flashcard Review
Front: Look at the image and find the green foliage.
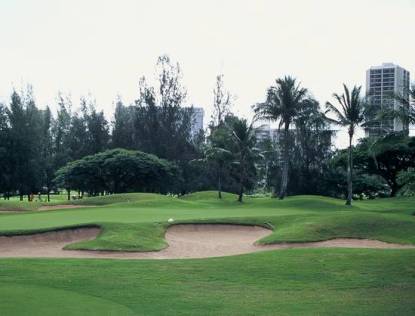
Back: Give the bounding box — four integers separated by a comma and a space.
254, 76, 310, 199
332, 134, 415, 197
266, 98, 335, 196
398, 168, 415, 196
112, 56, 195, 162
325, 85, 366, 132
54, 149, 177, 195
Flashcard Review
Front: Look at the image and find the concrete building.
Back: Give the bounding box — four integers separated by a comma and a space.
255, 124, 272, 142
255, 122, 333, 162
365, 63, 410, 137
190, 107, 204, 137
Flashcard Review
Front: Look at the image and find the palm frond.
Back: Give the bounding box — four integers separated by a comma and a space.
325, 101, 346, 124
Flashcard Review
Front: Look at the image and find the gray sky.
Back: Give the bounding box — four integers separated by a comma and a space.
0, 0, 414, 148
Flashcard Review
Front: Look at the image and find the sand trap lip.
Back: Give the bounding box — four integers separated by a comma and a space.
0, 224, 414, 260
37, 205, 97, 211
0, 205, 97, 213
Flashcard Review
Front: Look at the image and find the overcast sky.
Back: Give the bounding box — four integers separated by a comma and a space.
0, 0, 414, 148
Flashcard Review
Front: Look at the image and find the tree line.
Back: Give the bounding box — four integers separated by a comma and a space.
0, 55, 414, 204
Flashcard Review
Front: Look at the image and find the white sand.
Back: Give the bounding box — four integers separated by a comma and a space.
0, 224, 413, 260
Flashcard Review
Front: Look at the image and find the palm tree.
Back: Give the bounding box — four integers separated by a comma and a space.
254, 76, 308, 199
228, 118, 258, 202
325, 84, 366, 206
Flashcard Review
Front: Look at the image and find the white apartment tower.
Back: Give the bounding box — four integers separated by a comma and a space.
365, 63, 410, 137
190, 107, 204, 137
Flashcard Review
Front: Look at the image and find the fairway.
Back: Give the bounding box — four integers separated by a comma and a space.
0, 192, 415, 315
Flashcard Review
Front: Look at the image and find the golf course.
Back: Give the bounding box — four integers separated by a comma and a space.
1, 191, 415, 315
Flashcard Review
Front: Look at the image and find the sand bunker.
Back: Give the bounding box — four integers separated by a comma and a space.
0, 224, 414, 259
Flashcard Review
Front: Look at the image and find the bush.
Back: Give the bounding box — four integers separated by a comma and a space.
54, 149, 177, 195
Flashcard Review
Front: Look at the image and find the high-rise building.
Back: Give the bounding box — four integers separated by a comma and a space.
190, 107, 204, 137
365, 63, 410, 137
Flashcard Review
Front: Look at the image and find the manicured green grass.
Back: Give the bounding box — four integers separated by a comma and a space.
1, 249, 414, 315
1, 192, 415, 315
0, 193, 77, 211
0, 192, 414, 250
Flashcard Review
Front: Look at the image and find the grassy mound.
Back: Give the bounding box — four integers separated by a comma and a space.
0, 192, 414, 251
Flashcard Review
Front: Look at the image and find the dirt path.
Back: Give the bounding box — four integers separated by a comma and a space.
0, 224, 413, 259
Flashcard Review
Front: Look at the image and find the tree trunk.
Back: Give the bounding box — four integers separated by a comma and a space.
238, 182, 243, 203
346, 132, 353, 206
390, 181, 401, 197
278, 122, 290, 199
238, 164, 246, 203
271, 186, 278, 198
218, 168, 222, 199
67, 189, 70, 201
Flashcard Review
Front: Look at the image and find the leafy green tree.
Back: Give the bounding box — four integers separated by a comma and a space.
85, 102, 110, 154
39, 107, 54, 201
65, 98, 89, 161
288, 99, 334, 195
254, 76, 308, 199
329, 149, 389, 199
133, 57, 194, 163
54, 149, 177, 196
111, 97, 135, 149
330, 134, 415, 197
0, 103, 11, 198
199, 133, 233, 199
7, 88, 45, 200
325, 84, 366, 205
397, 168, 415, 196
51, 93, 72, 170
359, 134, 415, 196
